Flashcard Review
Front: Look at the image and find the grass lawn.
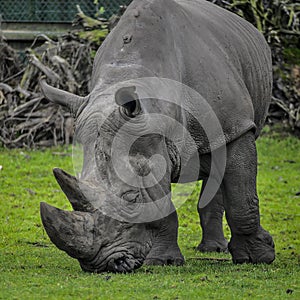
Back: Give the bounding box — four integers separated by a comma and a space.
0, 133, 299, 299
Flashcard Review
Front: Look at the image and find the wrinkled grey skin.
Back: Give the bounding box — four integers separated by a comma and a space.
40, 0, 275, 273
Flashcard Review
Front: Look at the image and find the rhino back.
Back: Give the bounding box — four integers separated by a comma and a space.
91, 0, 272, 152
175, 0, 272, 142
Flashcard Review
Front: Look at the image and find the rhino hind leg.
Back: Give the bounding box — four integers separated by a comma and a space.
197, 180, 228, 253
223, 131, 275, 264
144, 211, 184, 266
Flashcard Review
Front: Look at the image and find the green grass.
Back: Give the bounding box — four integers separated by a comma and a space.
0, 135, 299, 299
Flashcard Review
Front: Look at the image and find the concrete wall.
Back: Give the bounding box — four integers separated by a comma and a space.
1, 22, 76, 50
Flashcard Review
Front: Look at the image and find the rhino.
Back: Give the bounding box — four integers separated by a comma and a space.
40, 0, 275, 273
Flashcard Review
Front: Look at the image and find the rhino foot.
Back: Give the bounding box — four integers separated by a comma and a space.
144, 245, 184, 266
196, 238, 228, 253
228, 227, 275, 264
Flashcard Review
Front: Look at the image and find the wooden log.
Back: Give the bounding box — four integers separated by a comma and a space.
12, 97, 42, 116
28, 52, 61, 84
50, 55, 78, 93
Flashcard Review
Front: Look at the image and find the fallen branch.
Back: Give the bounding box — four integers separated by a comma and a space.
12, 97, 42, 116
28, 52, 61, 84
74, 5, 107, 29
272, 96, 296, 119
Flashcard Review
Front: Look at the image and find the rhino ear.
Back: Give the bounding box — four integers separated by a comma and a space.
115, 86, 141, 118
40, 79, 87, 115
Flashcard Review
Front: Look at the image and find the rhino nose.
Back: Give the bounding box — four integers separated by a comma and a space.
107, 256, 137, 273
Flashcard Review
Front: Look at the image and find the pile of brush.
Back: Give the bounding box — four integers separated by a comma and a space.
0, 6, 115, 148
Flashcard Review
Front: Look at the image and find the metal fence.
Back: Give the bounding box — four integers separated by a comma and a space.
0, 0, 133, 23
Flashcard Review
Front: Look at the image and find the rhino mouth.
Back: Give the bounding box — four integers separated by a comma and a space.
40, 168, 153, 273
80, 244, 150, 273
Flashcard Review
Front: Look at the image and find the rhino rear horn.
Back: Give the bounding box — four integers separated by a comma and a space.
40, 79, 87, 115
40, 202, 98, 260
53, 168, 101, 212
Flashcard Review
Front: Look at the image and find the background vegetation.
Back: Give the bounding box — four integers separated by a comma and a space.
0, 133, 299, 299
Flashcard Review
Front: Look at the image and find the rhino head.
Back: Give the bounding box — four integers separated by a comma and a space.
39, 80, 180, 273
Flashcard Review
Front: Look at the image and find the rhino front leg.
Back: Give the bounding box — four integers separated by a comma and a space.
223, 131, 275, 264
197, 179, 228, 252
144, 211, 184, 266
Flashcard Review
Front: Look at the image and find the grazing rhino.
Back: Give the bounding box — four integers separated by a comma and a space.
40, 0, 275, 273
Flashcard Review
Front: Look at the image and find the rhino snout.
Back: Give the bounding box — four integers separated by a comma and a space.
78, 239, 152, 273
79, 251, 145, 273
40, 202, 154, 273
40, 165, 156, 273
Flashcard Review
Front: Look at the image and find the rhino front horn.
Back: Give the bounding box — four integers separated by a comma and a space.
40, 202, 98, 260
